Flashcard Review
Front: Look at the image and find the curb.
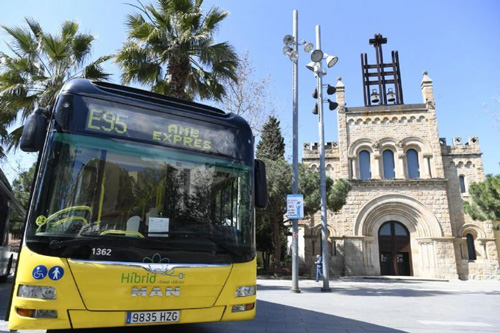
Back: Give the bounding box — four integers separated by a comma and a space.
360, 276, 449, 282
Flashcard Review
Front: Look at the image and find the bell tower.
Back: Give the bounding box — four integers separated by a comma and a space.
361, 34, 404, 106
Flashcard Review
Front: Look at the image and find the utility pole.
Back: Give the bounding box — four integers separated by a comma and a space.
290, 9, 300, 294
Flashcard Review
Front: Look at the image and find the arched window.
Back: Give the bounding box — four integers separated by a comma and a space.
382, 150, 395, 179
466, 233, 476, 260
326, 164, 333, 174
359, 150, 371, 180
459, 175, 466, 193
407, 149, 420, 179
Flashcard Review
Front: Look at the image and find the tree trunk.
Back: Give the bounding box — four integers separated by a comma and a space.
262, 252, 269, 271
167, 56, 190, 100
273, 220, 281, 276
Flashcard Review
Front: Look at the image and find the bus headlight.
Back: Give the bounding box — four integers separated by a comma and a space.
18, 285, 56, 300
235, 285, 256, 297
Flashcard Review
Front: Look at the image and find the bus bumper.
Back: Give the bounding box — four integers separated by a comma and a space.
9, 304, 255, 330
68, 305, 255, 329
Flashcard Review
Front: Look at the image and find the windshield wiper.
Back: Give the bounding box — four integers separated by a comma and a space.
48, 232, 243, 257
49, 236, 133, 250
49, 235, 181, 251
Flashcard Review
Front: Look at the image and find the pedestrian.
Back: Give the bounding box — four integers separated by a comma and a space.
315, 254, 323, 282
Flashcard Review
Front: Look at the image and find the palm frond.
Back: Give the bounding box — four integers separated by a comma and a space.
2, 54, 38, 76
42, 33, 68, 62
82, 55, 112, 80
128, 19, 156, 41
0, 18, 104, 155
71, 33, 94, 65
0, 107, 19, 141
197, 41, 238, 82
168, 0, 194, 15
1, 25, 36, 55
115, 42, 162, 85
202, 7, 229, 32
24, 17, 43, 38
151, 77, 171, 95
145, 5, 169, 30
5, 125, 25, 154
126, 13, 147, 31
127, 1, 159, 29
61, 21, 79, 40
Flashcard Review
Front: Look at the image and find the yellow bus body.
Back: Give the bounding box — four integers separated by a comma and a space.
9, 246, 256, 330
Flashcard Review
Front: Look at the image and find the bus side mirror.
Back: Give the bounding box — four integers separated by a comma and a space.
254, 159, 268, 209
20, 108, 48, 152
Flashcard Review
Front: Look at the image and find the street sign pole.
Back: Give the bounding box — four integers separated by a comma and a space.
291, 10, 301, 294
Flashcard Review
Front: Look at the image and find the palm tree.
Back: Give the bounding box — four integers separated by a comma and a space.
115, 0, 239, 101
0, 18, 111, 157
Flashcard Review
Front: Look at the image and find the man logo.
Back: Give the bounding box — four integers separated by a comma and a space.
131, 287, 180, 297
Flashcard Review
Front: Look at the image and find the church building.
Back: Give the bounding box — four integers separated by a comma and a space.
299, 34, 499, 280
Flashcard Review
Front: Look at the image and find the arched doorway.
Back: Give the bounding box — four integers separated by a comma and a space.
378, 221, 412, 276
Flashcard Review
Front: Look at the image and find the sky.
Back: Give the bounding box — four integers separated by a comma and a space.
1, 0, 499, 182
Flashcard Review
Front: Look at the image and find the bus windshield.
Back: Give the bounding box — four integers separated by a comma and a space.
26, 132, 253, 263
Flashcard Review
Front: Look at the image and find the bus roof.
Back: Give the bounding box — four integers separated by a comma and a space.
58, 79, 252, 134
60, 78, 242, 118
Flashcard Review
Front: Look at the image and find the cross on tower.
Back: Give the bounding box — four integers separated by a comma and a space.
369, 33, 387, 48
361, 34, 404, 106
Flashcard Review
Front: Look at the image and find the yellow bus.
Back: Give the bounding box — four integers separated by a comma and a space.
8, 79, 267, 330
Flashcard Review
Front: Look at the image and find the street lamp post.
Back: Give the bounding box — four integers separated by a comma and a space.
291, 10, 300, 294
307, 25, 338, 292
283, 10, 300, 294
283, 10, 314, 294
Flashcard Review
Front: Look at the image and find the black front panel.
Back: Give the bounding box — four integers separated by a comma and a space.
53, 94, 253, 163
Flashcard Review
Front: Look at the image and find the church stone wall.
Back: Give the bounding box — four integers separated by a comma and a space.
343, 104, 443, 181
442, 137, 499, 279
295, 72, 499, 281
333, 181, 458, 280
302, 142, 341, 180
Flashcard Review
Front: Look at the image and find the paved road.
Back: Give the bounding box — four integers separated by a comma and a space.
2, 276, 500, 332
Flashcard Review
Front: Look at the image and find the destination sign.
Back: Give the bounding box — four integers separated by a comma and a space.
83, 103, 237, 156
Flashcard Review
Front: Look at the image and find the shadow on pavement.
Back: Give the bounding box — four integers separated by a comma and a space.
256, 280, 500, 297
3, 278, 499, 332
256, 283, 452, 297
2, 278, 402, 333
333, 286, 500, 297
46, 300, 403, 333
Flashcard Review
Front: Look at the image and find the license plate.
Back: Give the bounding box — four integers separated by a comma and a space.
126, 310, 180, 324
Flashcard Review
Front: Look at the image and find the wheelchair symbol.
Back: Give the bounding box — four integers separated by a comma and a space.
32, 265, 48, 280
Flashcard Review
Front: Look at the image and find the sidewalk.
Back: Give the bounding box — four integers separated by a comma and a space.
250, 278, 500, 332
